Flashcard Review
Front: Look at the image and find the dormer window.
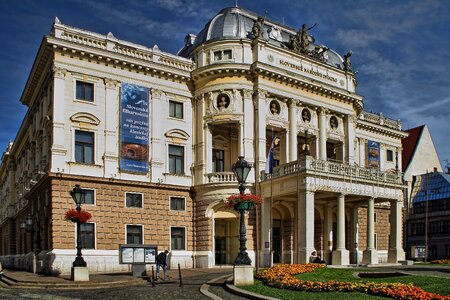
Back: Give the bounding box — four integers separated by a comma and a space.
213, 49, 232, 62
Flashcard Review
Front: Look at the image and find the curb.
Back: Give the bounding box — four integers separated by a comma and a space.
200, 274, 230, 300
224, 276, 279, 300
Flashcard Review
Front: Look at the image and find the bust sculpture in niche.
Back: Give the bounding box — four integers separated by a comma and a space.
330, 116, 338, 129
217, 94, 230, 110
302, 108, 311, 122
270, 100, 280, 115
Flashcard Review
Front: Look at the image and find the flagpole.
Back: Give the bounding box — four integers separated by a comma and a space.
269, 130, 274, 268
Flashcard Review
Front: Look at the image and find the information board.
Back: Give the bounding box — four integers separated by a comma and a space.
119, 244, 157, 264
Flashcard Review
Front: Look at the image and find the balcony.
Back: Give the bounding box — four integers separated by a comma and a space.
261, 156, 403, 186
206, 172, 237, 183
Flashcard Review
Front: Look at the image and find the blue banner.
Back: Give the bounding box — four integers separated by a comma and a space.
367, 140, 380, 169
120, 83, 149, 173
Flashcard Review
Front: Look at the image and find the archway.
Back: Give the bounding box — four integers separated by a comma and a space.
213, 208, 239, 265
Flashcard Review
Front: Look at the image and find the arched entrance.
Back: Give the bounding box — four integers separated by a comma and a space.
213, 208, 239, 265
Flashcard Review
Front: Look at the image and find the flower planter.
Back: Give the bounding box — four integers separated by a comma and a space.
234, 201, 255, 211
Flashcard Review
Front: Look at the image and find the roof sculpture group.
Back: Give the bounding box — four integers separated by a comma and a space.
252, 16, 353, 72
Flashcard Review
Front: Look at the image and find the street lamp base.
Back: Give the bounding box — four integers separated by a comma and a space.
233, 265, 254, 286
71, 266, 89, 281
234, 251, 252, 265
72, 256, 87, 267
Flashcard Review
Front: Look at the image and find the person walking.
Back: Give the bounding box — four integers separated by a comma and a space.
156, 250, 169, 280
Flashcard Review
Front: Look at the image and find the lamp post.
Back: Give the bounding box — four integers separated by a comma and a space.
232, 156, 252, 265
70, 184, 87, 267
20, 214, 40, 273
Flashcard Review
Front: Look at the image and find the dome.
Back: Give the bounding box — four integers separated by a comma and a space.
178, 7, 345, 70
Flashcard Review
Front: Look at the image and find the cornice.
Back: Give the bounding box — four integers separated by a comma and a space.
357, 120, 408, 139
48, 36, 193, 83
251, 62, 363, 115
191, 63, 252, 80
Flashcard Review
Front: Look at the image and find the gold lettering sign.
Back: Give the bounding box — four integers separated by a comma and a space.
279, 59, 338, 83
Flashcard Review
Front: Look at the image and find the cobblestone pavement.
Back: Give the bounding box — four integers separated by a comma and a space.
0, 268, 237, 300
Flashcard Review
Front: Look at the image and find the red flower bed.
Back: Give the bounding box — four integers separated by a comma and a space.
225, 193, 263, 209
256, 264, 450, 299
64, 209, 92, 223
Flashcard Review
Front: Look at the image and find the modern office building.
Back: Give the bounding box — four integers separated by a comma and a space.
0, 7, 407, 274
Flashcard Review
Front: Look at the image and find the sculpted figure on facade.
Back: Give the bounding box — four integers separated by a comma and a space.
343, 51, 353, 72
252, 16, 265, 39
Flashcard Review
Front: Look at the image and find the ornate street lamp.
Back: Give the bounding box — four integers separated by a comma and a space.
69, 184, 87, 267
232, 156, 252, 265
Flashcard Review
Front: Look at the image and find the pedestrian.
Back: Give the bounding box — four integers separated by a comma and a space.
156, 250, 169, 280
309, 250, 326, 264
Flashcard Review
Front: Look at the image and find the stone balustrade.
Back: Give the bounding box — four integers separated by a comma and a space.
206, 172, 237, 183
262, 157, 402, 186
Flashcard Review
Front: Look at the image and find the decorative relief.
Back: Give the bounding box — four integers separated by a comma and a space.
269, 100, 280, 115
329, 115, 338, 130
301, 108, 311, 123
217, 93, 230, 110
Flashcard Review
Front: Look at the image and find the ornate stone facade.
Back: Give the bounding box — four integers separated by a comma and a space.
0, 7, 408, 274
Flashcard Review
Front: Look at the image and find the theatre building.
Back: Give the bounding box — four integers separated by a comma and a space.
0, 7, 407, 274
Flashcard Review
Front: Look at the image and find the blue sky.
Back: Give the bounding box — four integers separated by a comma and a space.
0, 0, 449, 167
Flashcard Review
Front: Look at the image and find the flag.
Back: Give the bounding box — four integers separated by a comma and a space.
265, 137, 275, 174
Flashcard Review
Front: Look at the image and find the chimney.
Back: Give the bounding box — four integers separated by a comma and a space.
434, 167, 438, 173
447, 166, 450, 174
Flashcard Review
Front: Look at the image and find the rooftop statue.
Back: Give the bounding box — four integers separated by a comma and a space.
299, 23, 316, 52
288, 23, 317, 55
252, 16, 265, 39
343, 51, 353, 72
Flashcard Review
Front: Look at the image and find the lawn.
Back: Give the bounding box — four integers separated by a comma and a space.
239, 267, 450, 299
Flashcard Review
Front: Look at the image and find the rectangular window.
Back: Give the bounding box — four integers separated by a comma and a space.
169, 145, 184, 174
374, 212, 377, 223
83, 189, 95, 205
387, 150, 394, 162
126, 192, 143, 208
76, 81, 94, 102
213, 50, 232, 61
79, 223, 95, 249
374, 233, 377, 249
169, 101, 183, 119
212, 149, 224, 172
126, 225, 143, 244
170, 196, 185, 211
75, 130, 94, 164
171, 227, 185, 250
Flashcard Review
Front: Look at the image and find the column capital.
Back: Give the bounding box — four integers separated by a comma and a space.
243, 89, 253, 99
151, 88, 164, 98
52, 66, 67, 79
104, 78, 119, 89
318, 107, 329, 115
287, 98, 296, 107
255, 89, 268, 99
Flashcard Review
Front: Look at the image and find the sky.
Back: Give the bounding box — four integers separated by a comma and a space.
0, 0, 449, 168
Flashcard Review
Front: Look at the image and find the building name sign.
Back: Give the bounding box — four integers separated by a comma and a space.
279, 59, 338, 84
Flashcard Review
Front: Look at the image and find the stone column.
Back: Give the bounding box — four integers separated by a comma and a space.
332, 194, 349, 265
104, 79, 119, 177
388, 199, 406, 263
288, 99, 297, 162
363, 197, 378, 264
51, 66, 67, 172
205, 123, 213, 175
349, 205, 360, 264
298, 190, 315, 263
318, 108, 327, 160
243, 90, 254, 166
254, 89, 267, 182
359, 138, 366, 166
323, 203, 334, 264
345, 115, 356, 164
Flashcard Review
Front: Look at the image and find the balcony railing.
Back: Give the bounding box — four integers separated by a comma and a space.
262, 157, 402, 185
206, 172, 237, 183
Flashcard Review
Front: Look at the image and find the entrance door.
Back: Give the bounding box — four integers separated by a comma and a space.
215, 237, 227, 265
214, 217, 239, 265
273, 220, 282, 263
